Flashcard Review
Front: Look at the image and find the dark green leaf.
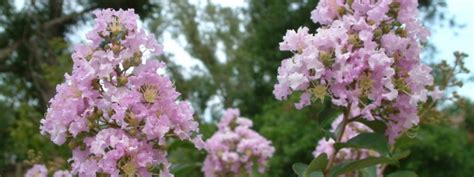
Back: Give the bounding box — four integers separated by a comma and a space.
334, 132, 390, 156
304, 153, 328, 177
329, 157, 397, 177
353, 118, 387, 134
359, 165, 377, 177
387, 171, 418, 177
316, 102, 341, 140
392, 150, 411, 160
309, 171, 324, 177
293, 163, 308, 176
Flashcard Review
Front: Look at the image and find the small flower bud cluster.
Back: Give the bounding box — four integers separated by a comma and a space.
273, 0, 440, 142
202, 109, 275, 177
25, 164, 72, 177
40, 9, 204, 177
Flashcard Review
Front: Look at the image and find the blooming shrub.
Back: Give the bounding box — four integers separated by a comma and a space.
274, 0, 439, 143
202, 108, 275, 177
39, 9, 204, 177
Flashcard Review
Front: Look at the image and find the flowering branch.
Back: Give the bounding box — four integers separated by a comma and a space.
274, 0, 441, 176
39, 9, 205, 176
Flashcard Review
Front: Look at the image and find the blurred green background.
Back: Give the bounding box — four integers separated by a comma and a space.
0, 0, 473, 176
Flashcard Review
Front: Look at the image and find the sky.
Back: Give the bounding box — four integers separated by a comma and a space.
427, 0, 474, 99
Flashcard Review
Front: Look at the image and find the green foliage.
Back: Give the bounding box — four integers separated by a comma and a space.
293, 153, 327, 177
334, 132, 390, 156
293, 163, 308, 177
304, 153, 328, 177
386, 122, 474, 177
329, 157, 397, 177
387, 171, 418, 177
255, 96, 325, 177
359, 166, 378, 177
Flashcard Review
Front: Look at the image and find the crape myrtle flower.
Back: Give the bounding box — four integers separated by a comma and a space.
274, 0, 436, 143
202, 108, 275, 177
25, 164, 72, 177
40, 9, 204, 177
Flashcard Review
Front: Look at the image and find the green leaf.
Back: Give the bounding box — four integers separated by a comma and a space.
334, 132, 390, 156
353, 118, 387, 134
308, 171, 324, 177
304, 153, 328, 177
359, 165, 377, 177
316, 102, 341, 140
387, 171, 418, 177
293, 163, 308, 176
392, 150, 411, 160
329, 157, 397, 177
171, 163, 201, 175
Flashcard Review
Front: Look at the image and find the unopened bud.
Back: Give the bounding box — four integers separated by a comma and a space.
117, 75, 128, 87
112, 43, 122, 55
349, 34, 363, 49
68, 140, 79, 149
337, 7, 346, 16
128, 128, 137, 136
374, 28, 383, 40
396, 28, 408, 38
92, 78, 101, 91
382, 24, 391, 34
132, 51, 142, 66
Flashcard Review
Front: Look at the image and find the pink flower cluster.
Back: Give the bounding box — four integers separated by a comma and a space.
202, 109, 275, 177
273, 0, 441, 142
313, 116, 382, 176
40, 9, 204, 177
25, 164, 72, 177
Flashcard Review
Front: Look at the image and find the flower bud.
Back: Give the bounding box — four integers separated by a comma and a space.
374, 28, 383, 40
68, 140, 79, 149
396, 28, 408, 38
132, 51, 143, 66
91, 78, 101, 91
348, 34, 363, 49
337, 7, 346, 16
112, 43, 122, 56
382, 23, 391, 34
117, 75, 128, 87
